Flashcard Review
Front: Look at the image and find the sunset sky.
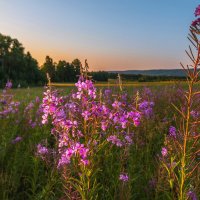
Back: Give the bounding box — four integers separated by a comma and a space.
0, 0, 198, 70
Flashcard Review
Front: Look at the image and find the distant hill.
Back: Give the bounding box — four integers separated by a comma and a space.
108, 69, 188, 77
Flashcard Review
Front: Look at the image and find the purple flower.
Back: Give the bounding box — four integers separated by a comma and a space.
128, 111, 141, 126
6, 80, 12, 89
82, 110, 91, 121
107, 135, 123, 147
101, 121, 107, 131
161, 147, 167, 157
74, 78, 96, 99
125, 135, 133, 145
143, 87, 152, 97
39, 74, 150, 179
58, 149, 72, 167
80, 159, 89, 165
58, 143, 89, 167
104, 89, 112, 96
119, 173, 129, 182
187, 190, 198, 200
37, 144, 48, 155
78, 145, 89, 159
192, 18, 200, 27
119, 115, 128, 129
191, 110, 199, 119
35, 96, 40, 103
12, 136, 22, 144
169, 126, 176, 138
194, 5, 200, 17
139, 100, 154, 117
112, 100, 122, 108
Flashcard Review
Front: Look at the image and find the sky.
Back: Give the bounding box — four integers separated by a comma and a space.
0, 0, 199, 70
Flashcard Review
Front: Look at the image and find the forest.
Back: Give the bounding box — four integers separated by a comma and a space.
0, 33, 186, 88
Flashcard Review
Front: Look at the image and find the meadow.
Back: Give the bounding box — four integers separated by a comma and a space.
0, 79, 199, 200
1, 4, 200, 200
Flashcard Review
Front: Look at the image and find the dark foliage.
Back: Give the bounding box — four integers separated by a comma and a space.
0, 33, 188, 87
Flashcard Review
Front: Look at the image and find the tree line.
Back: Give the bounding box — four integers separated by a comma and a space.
0, 33, 83, 87
0, 33, 186, 88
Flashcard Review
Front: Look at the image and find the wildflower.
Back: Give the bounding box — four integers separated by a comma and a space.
125, 135, 133, 145
80, 159, 89, 166
104, 89, 112, 96
128, 111, 141, 126
161, 147, 167, 157
187, 190, 198, 200
112, 100, 122, 108
37, 144, 48, 155
12, 136, 22, 144
82, 110, 91, 121
194, 5, 200, 17
119, 173, 129, 182
190, 110, 199, 119
139, 100, 154, 117
143, 87, 152, 97
191, 18, 200, 27
101, 121, 107, 131
133, 118, 140, 127
6, 80, 12, 89
78, 145, 89, 159
169, 126, 176, 138
58, 143, 89, 167
58, 149, 72, 167
107, 135, 123, 147
74, 78, 96, 99
119, 115, 128, 129
35, 96, 40, 103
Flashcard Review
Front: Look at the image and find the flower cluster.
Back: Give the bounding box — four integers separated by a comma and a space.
168, 126, 176, 138
36, 144, 49, 160
0, 81, 20, 118
119, 173, 129, 182
192, 5, 200, 26
73, 78, 96, 99
161, 147, 167, 157
12, 136, 22, 144
58, 142, 89, 167
139, 100, 154, 118
24, 96, 43, 128
5, 80, 12, 89
190, 110, 199, 119
41, 89, 64, 124
187, 190, 198, 200
40, 76, 154, 185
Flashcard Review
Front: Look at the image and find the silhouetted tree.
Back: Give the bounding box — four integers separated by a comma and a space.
71, 58, 81, 78
41, 56, 56, 81
0, 33, 44, 87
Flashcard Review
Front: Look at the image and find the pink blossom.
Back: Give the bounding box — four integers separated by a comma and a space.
194, 5, 200, 17
119, 173, 129, 182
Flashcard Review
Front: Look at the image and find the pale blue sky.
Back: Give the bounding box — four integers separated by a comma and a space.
0, 0, 198, 70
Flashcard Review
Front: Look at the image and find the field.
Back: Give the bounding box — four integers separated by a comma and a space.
0, 80, 199, 200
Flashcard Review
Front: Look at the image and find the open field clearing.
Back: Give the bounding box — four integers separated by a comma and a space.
1, 2, 200, 200
0, 78, 200, 199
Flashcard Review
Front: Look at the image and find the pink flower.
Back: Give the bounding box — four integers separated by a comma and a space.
12, 136, 22, 144
194, 5, 200, 17
169, 126, 176, 138
191, 18, 200, 27
119, 173, 129, 182
6, 80, 12, 89
161, 147, 167, 157
37, 144, 48, 155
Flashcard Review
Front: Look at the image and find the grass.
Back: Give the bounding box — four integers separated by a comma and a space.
0, 81, 199, 199
7, 81, 190, 100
